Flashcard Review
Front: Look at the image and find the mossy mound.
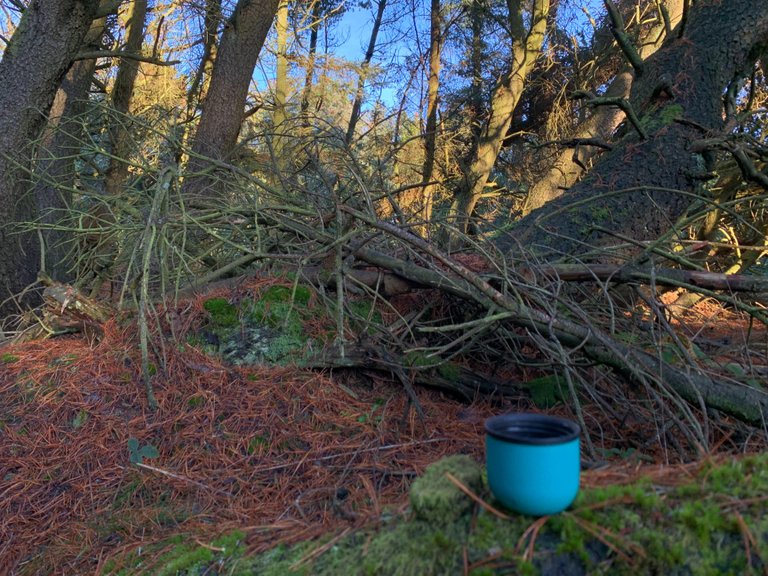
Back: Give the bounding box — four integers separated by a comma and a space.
409, 454, 483, 524
108, 454, 768, 575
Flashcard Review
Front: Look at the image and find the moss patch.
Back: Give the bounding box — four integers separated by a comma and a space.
237, 454, 768, 575
197, 284, 327, 366
103, 531, 246, 575
203, 297, 239, 327
410, 454, 483, 525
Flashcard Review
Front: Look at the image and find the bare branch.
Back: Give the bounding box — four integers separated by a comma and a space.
603, 0, 644, 75
73, 50, 180, 66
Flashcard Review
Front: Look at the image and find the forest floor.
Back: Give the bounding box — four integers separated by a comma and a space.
0, 276, 766, 575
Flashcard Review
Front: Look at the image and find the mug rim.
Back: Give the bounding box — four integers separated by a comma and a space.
485, 412, 580, 445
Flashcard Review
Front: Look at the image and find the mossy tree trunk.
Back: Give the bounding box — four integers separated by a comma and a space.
273, 0, 289, 161
417, 0, 442, 237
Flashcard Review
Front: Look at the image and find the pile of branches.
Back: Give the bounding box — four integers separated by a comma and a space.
20, 113, 768, 456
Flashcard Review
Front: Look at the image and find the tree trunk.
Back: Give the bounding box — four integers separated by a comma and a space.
300, 0, 322, 122
505, 0, 768, 262
273, 0, 289, 161
185, 0, 280, 198
186, 0, 222, 118
104, 0, 149, 197
345, 0, 387, 146
447, 0, 550, 236
522, 0, 685, 215
468, 0, 484, 138
0, 0, 100, 318
418, 0, 442, 235
33, 17, 106, 281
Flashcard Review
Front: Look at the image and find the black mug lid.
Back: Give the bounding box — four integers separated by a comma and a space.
485, 413, 580, 445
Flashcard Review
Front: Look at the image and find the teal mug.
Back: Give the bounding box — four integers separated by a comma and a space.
485, 413, 581, 516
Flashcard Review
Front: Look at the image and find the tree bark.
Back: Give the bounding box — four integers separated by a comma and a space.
185, 0, 280, 198
0, 0, 100, 318
417, 0, 442, 236
345, 0, 387, 146
522, 0, 685, 215
186, 0, 222, 118
504, 0, 768, 263
300, 0, 322, 122
33, 17, 106, 281
447, 0, 550, 236
104, 0, 149, 197
273, 0, 289, 161
468, 0, 484, 138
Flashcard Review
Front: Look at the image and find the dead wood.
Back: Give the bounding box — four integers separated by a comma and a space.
338, 208, 768, 426
304, 342, 518, 401
12, 273, 113, 343
535, 264, 768, 293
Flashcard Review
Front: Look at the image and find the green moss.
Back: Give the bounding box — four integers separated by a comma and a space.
70, 454, 768, 575
523, 374, 566, 408
203, 297, 239, 327
247, 433, 270, 454
640, 103, 684, 133
437, 362, 461, 382
50, 353, 78, 366
360, 521, 467, 575
71, 409, 89, 429
1, 352, 19, 363
103, 532, 246, 576
204, 283, 323, 367
261, 284, 312, 305
409, 455, 482, 525
658, 103, 684, 124
347, 299, 384, 330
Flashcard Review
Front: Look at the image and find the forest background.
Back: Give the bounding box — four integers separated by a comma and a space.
1, 0, 768, 570
0, 0, 767, 447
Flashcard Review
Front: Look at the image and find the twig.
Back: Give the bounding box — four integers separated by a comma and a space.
73, 50, 180, 66
444, 472, 511, 520
249, 438, 451, 474
603, 0, 644, 75
132, 462, 234, 497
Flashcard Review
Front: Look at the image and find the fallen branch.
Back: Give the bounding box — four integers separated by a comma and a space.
536, 264, 768, 293
340, 207, 768, 426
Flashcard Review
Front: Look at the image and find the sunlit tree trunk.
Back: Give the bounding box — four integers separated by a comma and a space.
33, 17, 107, 281
506, 0, 768, 262
418, 0, 442, 235
185, 0, 280, 198
273, 0, 289, 160
447, 0, 550, 236
522, 0, 684, 215
0, 0, 100, 317
345, 0, 387, 146
104, 0, 149, 196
